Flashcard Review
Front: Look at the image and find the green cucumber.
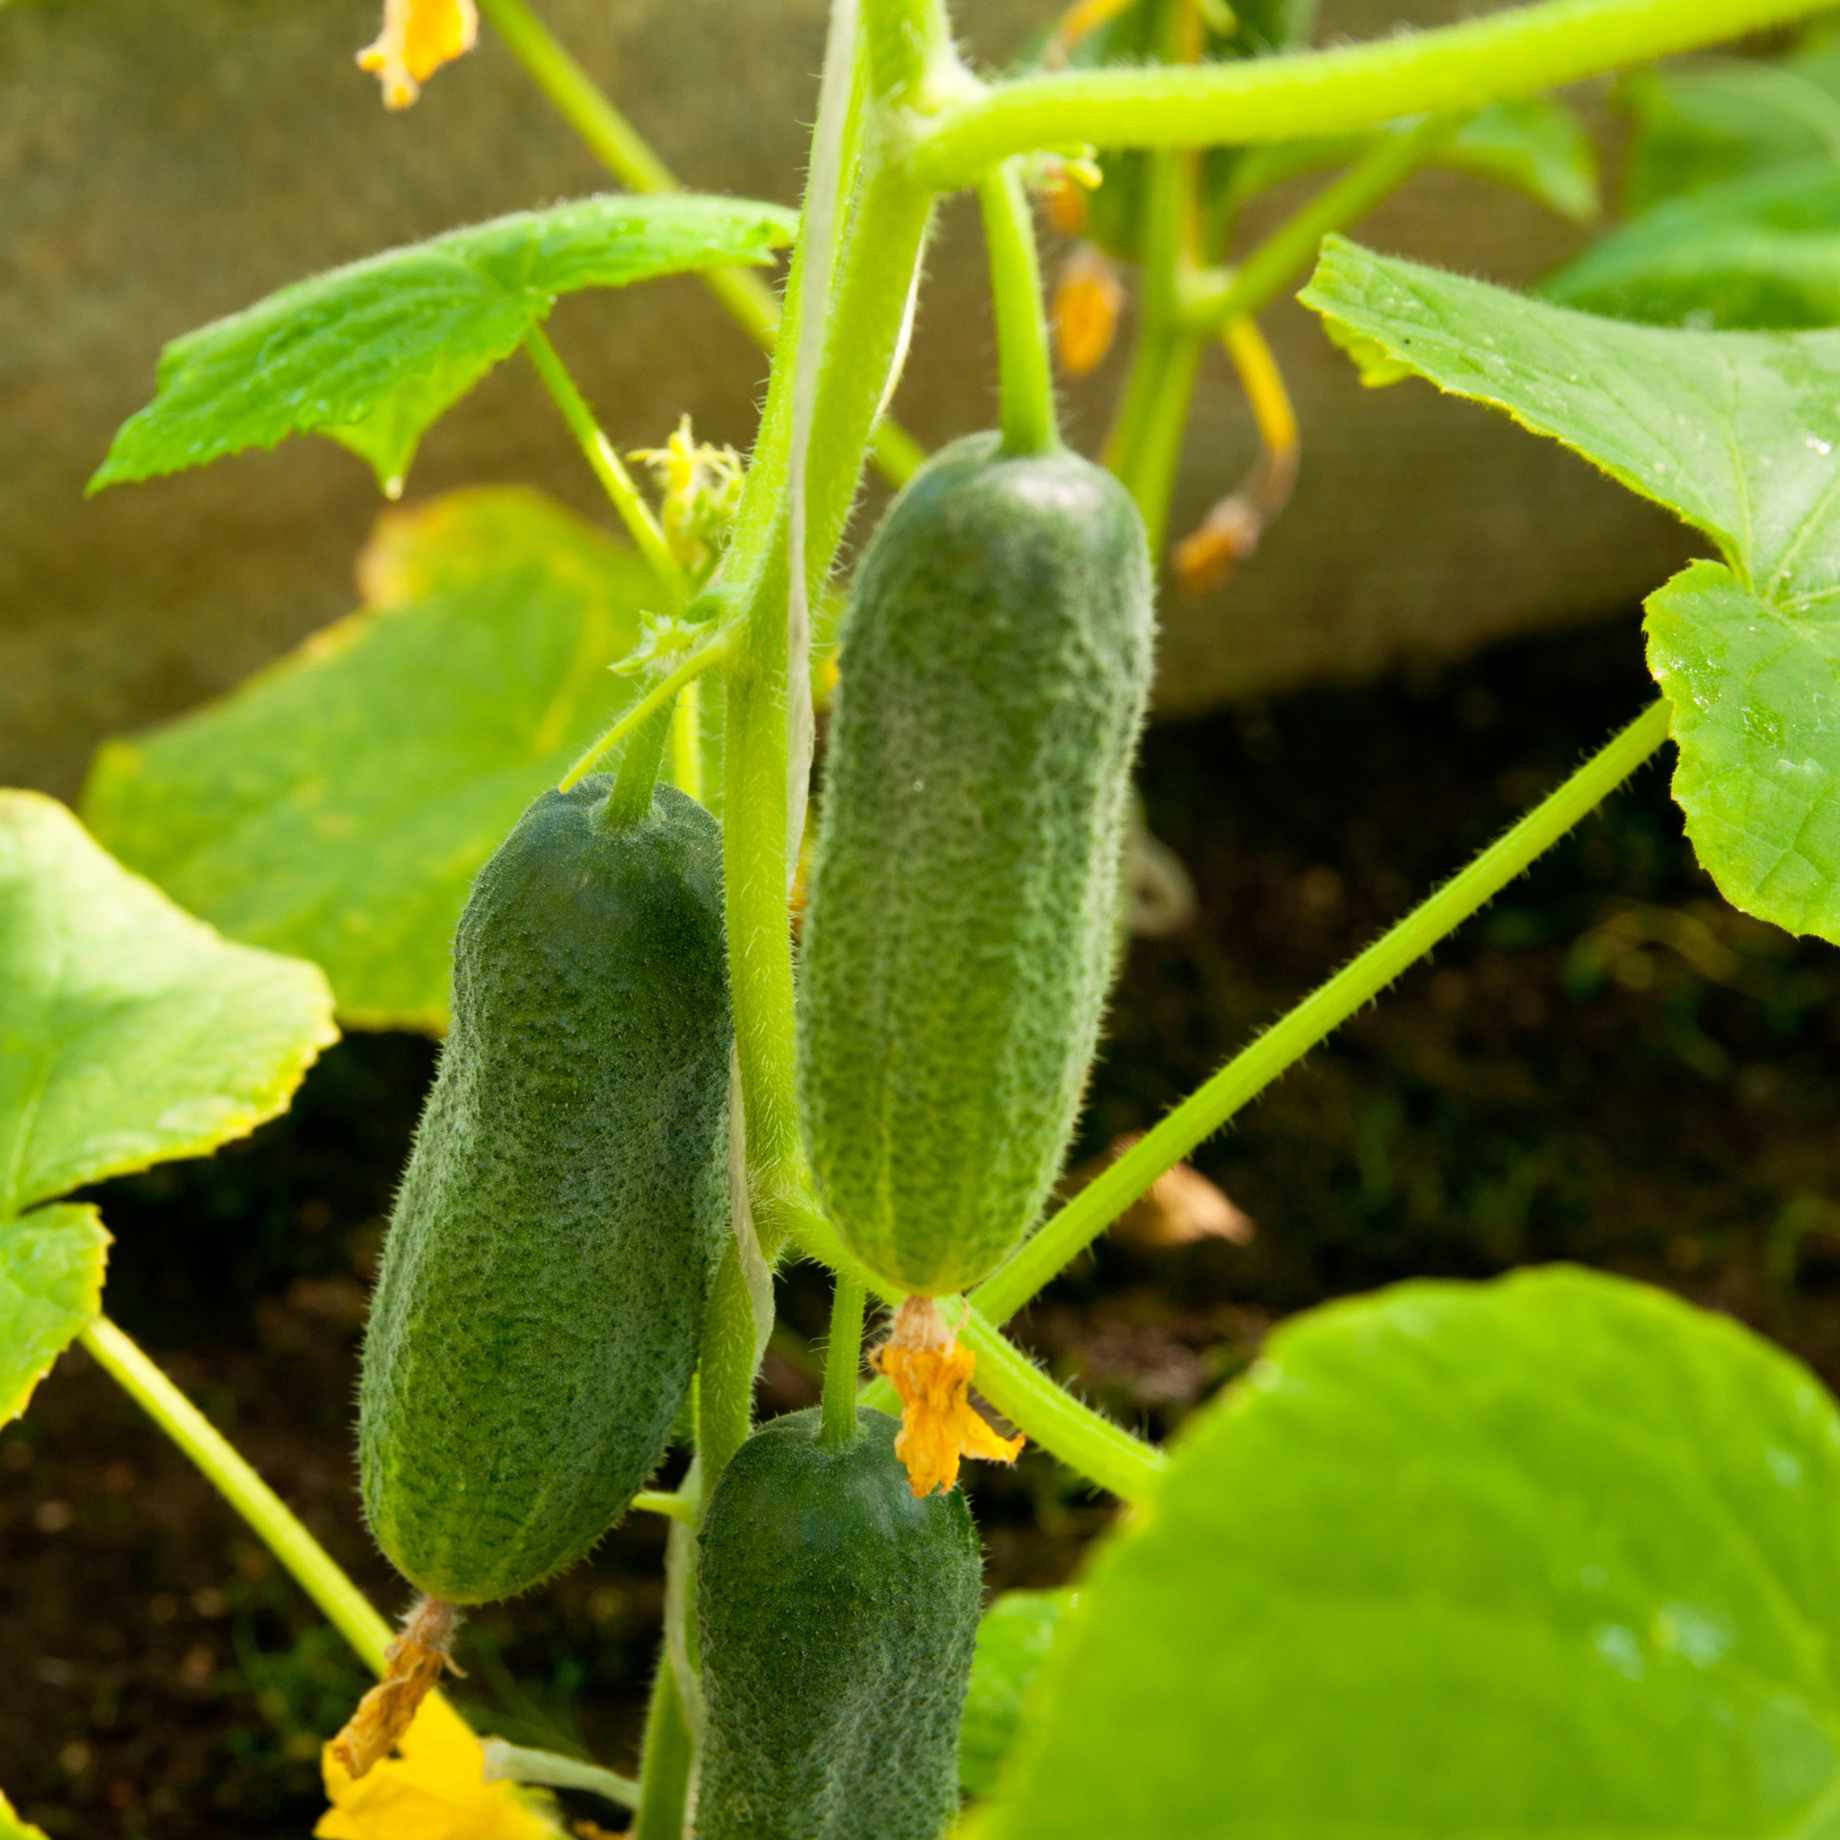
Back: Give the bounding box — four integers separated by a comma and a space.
797, 433, 1155, 1295
696, 1408, 983, 1840
359, 778, 730, 1605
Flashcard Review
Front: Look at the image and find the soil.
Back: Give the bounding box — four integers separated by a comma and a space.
4, 617, 1838, 1838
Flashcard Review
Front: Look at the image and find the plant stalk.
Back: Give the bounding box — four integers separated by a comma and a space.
970, 700, 1674, 1327
819, 1272, 870, 1447
978, 162, 1060, 457
909, 0, 1840, 187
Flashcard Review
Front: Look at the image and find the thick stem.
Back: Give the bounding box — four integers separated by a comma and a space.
1179, 115, 1462, 332
909, 0, 1840, 188
1121, 329, 1204, 558
631, 1655, 695, 1840
970, 701, 1673, 1328
819, 1272, 869, 1447
523, 327, 686, 600
478, 0, 923, 487
978, 163, 1060, 457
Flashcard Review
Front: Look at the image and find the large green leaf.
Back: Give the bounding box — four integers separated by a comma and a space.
1621, 39, 1840, 212
0, 792, 336, 1217
0, 1205, 108, 1424
1545, 163, 1840, 330
90, 194, 796, 493
1300, 237, 1840, 943
82, 489, 656, 1030
984, 1268, 1840, 1837
959, 1590, 1071, 1798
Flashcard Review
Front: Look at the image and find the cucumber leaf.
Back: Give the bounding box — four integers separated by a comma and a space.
82, 489, 659, 1031
959, 1590, 1071, 1798
984, 1267, 1840, 1837
1301, 237, 1840, 944
0, 792, 336, 1218
1226, 100, 1597, 223
1544, 163, 1840, 330
0, 1205, 109, 1425
1621, 39, 1840, 212
90, 194, 796, 493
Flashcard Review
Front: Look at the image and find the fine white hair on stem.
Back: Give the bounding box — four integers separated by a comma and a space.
784, 0, 860, 891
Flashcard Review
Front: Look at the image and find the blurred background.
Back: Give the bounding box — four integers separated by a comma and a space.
4, 1, 1837, 1834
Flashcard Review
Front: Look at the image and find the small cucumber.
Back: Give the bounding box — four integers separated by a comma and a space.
798, 433, 1155, 1294
359, 778, 730, 1605
696, 1408, 983, 1840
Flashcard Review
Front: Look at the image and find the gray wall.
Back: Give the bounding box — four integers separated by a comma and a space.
1, 0, 1687, 797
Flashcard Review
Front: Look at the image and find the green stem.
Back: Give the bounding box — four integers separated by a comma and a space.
598, 705, 672, 828
960, 1311, 1166, 1502
720, 156, 935, 1263
523, 327, 686, 602
977, 162, 1059, 457
696, 1238, 764, 1495
1178, 114, 1463, 331
477, 0, 923, 487
78, 1316, 448, 1706
632, 1655, 695, 1840
559, 623, 738, 793
819, 1272, 869, 1447
631, 1489, 697, 1525
862, 0, 958, 104
481, 1741, 640, 1809
909, 0, 1840, 188
969, 700, 1673, 1329
1121, 329, 1203, 558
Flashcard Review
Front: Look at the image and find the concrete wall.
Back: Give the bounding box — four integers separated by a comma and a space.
1, 0, 1688, 796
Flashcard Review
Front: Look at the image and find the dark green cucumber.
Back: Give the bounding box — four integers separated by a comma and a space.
696, 1408, 983, 1840
359, 778, 730, 1605
797, 433, 1155, 1294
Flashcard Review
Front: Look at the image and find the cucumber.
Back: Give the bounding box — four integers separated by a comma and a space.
359, 778, 730, 1605
797, 433, 1155, 1294
696, 1408, 983, 1840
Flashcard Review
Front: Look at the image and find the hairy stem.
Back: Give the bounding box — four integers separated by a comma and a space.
523, 327, 686, 602
598, 705, 672, 828
632, 1655, 695, 1840
978, 162, 1060, 456
481, 1741, 640, 1809
820, 1272, 870, 1447
477, 0, 924, 486
971, 700, 1673, 1327
909, 0, 1840, 187
79, 1318, 477, 1739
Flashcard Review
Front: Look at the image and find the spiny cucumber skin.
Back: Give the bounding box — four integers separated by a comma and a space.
359, 779, 730, 1605
798, 433, 1155, 1295
696, 1408, 983, 1840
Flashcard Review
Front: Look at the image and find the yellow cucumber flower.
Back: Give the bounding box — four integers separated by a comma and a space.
358, 0, 479, 109
878, 1298, 1024, 1497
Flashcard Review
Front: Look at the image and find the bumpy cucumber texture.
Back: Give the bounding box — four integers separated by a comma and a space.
359, 778, 730, 1605
798, 433, 1156, 1294
697, 1408, 983, 1840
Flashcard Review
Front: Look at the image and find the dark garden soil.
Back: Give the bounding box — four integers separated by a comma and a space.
4, 616, 1838, 1838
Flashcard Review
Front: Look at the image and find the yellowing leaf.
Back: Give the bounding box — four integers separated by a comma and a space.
0, 1205, 109, 1425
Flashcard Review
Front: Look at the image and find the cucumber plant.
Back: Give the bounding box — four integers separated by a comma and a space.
7, 0, 1840, 1836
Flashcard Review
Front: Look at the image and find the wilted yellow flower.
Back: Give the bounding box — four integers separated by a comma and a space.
1053, 245, 1125, 379
358, 0, 479, 110
319, 1696, 560, 1840
877, 1299, 1024, 1497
